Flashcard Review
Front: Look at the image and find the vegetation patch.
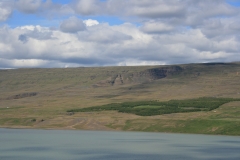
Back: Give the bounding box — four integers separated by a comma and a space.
0, 118, 36, 126
67, 97, 240, 116
123, 119, 240, 135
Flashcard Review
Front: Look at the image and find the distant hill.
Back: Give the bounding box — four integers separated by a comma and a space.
0, 62, 240, 135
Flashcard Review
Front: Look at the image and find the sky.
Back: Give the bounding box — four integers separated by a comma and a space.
0, 0, 240, 68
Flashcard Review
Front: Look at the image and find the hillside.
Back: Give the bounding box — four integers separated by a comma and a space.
0, 62, 240, 135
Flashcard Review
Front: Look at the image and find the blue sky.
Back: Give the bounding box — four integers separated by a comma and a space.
0, 0, 240, 68
227, 0, 240, 7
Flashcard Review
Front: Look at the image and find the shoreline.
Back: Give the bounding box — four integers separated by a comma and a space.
1, 126, 239, 137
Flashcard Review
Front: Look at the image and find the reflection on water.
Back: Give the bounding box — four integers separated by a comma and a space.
0, 128, 239, 160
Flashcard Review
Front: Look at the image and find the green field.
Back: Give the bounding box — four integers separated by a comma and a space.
134, 105, 163, 109
68, 97, 240, 116
0, 62, 240, 135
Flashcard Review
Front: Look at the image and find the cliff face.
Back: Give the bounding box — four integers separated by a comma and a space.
94, 66, 183, 87
137, 66, 183, 80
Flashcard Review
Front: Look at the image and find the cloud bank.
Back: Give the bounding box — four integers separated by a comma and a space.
0, 0, 240, 68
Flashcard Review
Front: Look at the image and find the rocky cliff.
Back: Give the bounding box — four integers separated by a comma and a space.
94, 66, 183, 87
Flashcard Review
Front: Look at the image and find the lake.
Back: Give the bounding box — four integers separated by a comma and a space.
0, 128, 239, 160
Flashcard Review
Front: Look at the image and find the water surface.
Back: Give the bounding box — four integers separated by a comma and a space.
0, 128, 239, 160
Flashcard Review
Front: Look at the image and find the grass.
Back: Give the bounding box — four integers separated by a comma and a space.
0, 117, 37, 126
67, 97, 240, 116
123, 119, 240, 136
0, 106, 24, 111
134, 105, 163, 109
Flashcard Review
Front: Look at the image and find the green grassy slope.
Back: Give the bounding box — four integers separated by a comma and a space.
0, 62, 240, 135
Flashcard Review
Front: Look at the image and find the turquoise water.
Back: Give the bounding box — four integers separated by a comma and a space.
0, 128, 239, 160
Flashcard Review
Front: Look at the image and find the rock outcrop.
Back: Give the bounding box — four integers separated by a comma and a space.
6, 92, 38, 100
94, 66, 183, 87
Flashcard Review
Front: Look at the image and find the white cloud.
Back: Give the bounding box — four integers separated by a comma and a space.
0, 0, 74, 22
17, 25, 54, 43
78, 23, 132, 44
73, 0, 103, 15
40, 1, 74, 18
0, 8, 11, 22
0, 21, 239, 68
140, 21, 174, 34
1, 0, 240, 68
83, 19, 99, 26
117, 59, 166, 66
0, 58, 81, 68
60, 16, 86, 33
15, 0, 42, 14
0, 2, 12, 21
128, 0, 185, 18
